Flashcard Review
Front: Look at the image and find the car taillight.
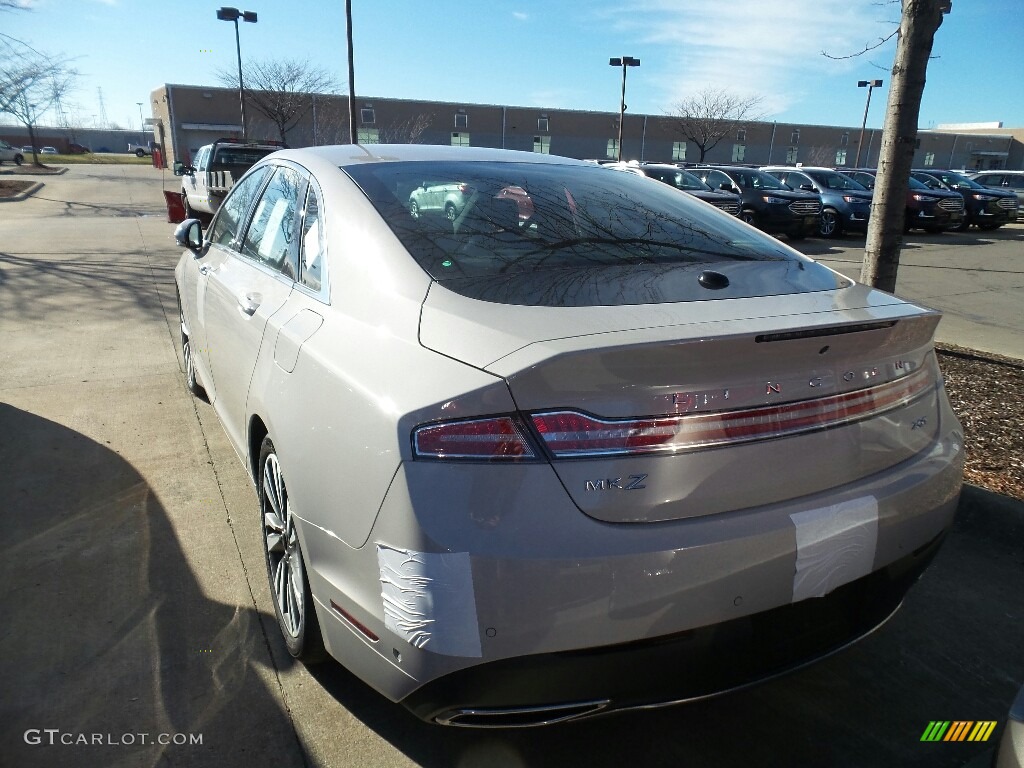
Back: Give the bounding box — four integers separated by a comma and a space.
413, 416, 536, 460
531, 366, 933, 458
458, 184, 471, 195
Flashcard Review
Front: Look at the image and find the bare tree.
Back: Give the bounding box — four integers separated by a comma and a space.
377, 113, 435, 144
0, 41, 77, 164
860, 0, 948, 291
217, 58, 340, 144
669, 88, 764, 162
804, 145, 838, 167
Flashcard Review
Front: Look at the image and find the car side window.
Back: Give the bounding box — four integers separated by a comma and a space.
299, 185, 325, 293
240, 166, 304, 278
208, 167, 270, 249
706, 171, 731, 190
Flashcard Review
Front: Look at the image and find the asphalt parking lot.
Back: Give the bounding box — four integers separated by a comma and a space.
1, 165, 1022, 768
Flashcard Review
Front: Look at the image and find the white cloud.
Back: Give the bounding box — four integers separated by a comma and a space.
513, 11, 528, 21
600, 0, 899, 118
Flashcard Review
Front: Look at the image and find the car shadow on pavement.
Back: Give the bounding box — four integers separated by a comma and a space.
0, 404, 310, 768
306, 486, 1024, 768
0, 251, 174, 321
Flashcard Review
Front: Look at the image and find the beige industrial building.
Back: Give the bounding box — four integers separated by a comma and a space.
146, 83, 1023, 172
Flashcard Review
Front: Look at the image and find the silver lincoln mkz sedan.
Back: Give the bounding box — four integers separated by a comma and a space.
174, 145, 964, 727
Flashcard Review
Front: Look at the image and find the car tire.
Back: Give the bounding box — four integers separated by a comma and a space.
135, 149, 146, 157
445, 203, 457, 222
739, 209, 757, 226
14, 153, 23, 166
819, 209, 843, 238
259, 436, 327, 664
409, 200, 420, 220
182, 190, 199, 220
178, 298, 206, 398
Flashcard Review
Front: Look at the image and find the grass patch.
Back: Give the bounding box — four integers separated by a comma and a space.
26, 153, 154, 165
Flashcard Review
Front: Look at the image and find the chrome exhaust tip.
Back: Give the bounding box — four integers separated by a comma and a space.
435, 699, 611, 728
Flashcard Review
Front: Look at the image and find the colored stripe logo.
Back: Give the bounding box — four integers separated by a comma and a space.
921, 721, 997, 742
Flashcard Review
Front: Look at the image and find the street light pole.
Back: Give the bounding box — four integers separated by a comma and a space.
217, 7, 258, 141
136, 102, 144, 144
609, 56, 640, 162
855, 79, 883, 168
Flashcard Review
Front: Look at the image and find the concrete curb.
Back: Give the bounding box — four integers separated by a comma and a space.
0, 165, 69, 176
0, 181, 44, 202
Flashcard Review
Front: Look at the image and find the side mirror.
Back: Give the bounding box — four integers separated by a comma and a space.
719, 183, 732, 191
800, 184, 816, 192
173, 160, 195, 177
174, 219, 204, 253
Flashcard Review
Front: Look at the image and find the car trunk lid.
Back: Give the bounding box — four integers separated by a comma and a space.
420, 283, 944, 523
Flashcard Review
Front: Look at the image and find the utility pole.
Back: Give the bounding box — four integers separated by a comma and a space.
861, 0, 950, 292
346, 0, 357, 144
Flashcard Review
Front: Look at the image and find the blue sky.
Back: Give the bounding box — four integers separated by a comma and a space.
3, 0, 1022, 133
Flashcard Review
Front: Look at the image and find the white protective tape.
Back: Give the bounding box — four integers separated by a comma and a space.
790, 496, 879, 602
377, 545, 482, 658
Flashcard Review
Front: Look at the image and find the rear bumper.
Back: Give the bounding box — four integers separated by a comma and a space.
315, 419, 965, 710
403, 527, 946, 726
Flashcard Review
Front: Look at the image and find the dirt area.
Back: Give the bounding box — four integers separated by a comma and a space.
0, 179, 34, 197
938, 345, 1024, 500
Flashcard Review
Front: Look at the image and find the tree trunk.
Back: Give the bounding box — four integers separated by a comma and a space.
860, 0, 946, 292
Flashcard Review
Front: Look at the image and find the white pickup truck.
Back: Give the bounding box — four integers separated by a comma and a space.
174, 138, 282, 220
128, 141, 158, 157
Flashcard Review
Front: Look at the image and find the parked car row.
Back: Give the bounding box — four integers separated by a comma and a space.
601, 160, 1018, 240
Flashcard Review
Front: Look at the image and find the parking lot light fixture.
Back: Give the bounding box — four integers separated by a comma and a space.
216, 7, 258, 141
855, 79, 883, 168
609, 56, 640, 162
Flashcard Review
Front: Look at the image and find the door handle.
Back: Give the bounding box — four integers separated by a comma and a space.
198, 264, 216, 275
237, 291, 262, 316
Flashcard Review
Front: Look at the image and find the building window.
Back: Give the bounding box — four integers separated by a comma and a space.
533, 135, 551, 154
537, 116, 549, 132
451, 132, 470, 147
924, 152, 935, 167
791, 129, 800, 144
835, 149, 847, 166
360, 108, 375, 125
606, 138, 619, 159
454, 112, 468, 129
786, 146, 798, 164
358, 127, 379, 144
672, 141, 687, 161
737, 129, 746, 142
732, 143, 746, 162
840, 132, 849, 146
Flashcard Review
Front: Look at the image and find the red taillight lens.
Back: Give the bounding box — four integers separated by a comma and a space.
532, 366, 933, 458
413, 416, 535, 460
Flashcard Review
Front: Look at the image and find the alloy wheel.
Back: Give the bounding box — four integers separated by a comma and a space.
262, 452, 304, 638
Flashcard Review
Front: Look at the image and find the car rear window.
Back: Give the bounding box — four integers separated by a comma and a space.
211, 148, 276, 172
343, 161, 847, 306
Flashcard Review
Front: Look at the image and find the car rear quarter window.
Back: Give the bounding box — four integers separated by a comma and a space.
342, 161, 847, 306
299, 185, 324, 292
